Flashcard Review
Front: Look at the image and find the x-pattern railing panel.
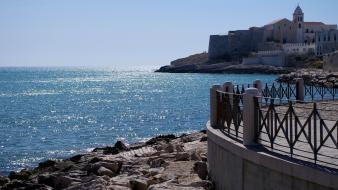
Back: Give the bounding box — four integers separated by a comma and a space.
305, 84, 338, 101
256, 99, 338, 164
262, 83, 297, 100
216, 90, 244, 138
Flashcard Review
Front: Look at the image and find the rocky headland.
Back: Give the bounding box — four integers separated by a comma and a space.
156, 63, 293, 74
155, 53, 293, 74
0, 131, 212, 190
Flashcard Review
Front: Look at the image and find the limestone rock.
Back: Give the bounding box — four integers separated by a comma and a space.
164, 143, 175, 153
37, 160, 56, 170
0, 176, 9, 186
38, 173, 75, 189
114, 141, 130, 151
8, 170, 32, 181
145, 134, 176, 145
200, 136, 208, 142
97, 166, 114, 177
190, 151, 202, 161
89, 156, 102, 163
175, 144, 185, 152
69, 154, 83, 163
129, 178, 148, 190
1, 179, 50, 190
147, 174, 168, 186
189, 180, 214, 190
148, 158, 166, 168
38, 173, 56, 187
175, 152, 190, 161
193, 161, 208, 180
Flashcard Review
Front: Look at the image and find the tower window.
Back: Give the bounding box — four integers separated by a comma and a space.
324, 36, 326, 41
298, 23, 302, 28
334, 34, 337, 41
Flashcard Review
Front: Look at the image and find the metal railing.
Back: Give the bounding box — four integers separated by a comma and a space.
262, 83, 297, 100
211, 79, 338, 170
216, 90, 244, 139
305, 83, 338, 101
261, 81, 338, 101
254, 97, 338, 168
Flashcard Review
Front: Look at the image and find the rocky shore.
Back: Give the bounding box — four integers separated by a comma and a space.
156, 63, 293, 74
0, 131, 212, 190
277, 69, 338, 87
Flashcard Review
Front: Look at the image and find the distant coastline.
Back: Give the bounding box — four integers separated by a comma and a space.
155, 52, 294, 74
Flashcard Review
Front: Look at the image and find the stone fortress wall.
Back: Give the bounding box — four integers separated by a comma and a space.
208, 5, 338, 66
208, 35, 229, 60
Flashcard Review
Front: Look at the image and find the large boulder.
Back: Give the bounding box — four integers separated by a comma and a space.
193, 161, 208, 180
97, 166, 114, 177
130, 179, 148, 190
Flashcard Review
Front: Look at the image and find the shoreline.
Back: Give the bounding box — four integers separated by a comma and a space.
0, 130, 212, 189
155, 63, 294, 74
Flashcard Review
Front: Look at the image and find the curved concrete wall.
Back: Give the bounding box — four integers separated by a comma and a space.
207, 123, 338, 190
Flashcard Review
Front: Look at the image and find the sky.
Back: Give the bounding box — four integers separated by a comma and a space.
0, 0, 337, 69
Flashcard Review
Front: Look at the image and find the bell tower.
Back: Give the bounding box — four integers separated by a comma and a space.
293, 5, 304, 43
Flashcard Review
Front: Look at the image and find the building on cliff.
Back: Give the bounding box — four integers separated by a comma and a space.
208, 5, 338, 66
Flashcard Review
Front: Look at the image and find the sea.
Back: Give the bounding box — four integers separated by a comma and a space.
0, 67, 277, 175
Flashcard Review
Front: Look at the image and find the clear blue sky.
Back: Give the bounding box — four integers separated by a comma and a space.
0, 0, 337, 69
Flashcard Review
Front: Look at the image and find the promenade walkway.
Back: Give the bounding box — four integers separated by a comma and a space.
259, 101, 338, 169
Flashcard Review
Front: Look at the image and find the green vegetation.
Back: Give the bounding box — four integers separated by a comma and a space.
286, 55, 323, 69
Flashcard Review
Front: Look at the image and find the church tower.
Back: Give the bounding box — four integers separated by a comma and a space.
293, 5, 304, 43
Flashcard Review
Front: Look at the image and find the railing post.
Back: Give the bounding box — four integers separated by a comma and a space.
210, 85, 222, 127
223, 81, 234, 106
222, 81, 234, 93
253, 80, 263, 95
243, 88, 259, 146
296, 78, 304, 101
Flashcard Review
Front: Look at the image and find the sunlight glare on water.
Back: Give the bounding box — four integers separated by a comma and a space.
0, 67, 277, 174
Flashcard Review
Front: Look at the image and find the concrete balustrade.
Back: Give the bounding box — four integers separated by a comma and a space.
222, 81, 234, 93
243, 88, 259, 146
253, 80, 262, 95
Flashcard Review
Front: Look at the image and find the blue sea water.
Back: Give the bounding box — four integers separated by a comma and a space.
0, 67, 277, 175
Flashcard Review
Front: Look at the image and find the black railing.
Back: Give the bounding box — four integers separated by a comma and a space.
262, 83, 297, 100
305, 83, 338, 101
254, 97, 338, 168
216, 90, 244, 139
233, 84, 251, 95
213, 81, 338, 169
261, 82, 338, 101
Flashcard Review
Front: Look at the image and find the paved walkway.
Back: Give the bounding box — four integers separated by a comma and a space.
259, 101, 338, 169
219, 100, 338, 170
